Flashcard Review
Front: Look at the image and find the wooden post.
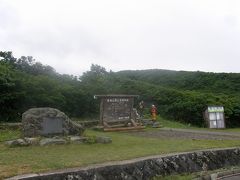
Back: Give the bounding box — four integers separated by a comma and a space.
99, 99, 104, 125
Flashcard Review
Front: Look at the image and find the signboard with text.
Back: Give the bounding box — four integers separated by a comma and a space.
95, 95, 138, 125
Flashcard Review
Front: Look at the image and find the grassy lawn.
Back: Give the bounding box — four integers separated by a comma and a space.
1, 128, 240, 179
0, 129, 22, 142
158, 116, 192, 129
1, 117, 240, 179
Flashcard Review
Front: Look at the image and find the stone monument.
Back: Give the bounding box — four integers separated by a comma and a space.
22, 107, 85, 137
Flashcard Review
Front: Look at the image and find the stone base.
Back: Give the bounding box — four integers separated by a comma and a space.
40, 138, 67, 146
141, 119, 162, 128
5, 135, 112, 147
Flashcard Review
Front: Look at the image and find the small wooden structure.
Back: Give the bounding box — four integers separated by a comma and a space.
204, 106, 225, 129
94, 95, 145, 131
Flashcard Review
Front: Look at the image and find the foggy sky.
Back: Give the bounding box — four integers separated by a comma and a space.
0, 0, 240, 75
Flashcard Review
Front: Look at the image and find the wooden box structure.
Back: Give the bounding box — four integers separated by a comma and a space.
94, 95, 145, 131
204, 106, 225, 129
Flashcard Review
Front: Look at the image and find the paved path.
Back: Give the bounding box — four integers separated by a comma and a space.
161, 128, 240, 137
128, 128, 240, 140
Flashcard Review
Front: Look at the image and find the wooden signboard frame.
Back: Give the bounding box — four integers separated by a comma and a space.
94, 95, 145, 131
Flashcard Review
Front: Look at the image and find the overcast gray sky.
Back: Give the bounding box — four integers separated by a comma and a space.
0, 0, 240, 75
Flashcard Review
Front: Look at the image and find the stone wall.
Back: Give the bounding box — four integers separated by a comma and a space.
8, 147, 240, 180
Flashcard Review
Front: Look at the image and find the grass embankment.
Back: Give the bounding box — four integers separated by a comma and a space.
1, 117, 240, 179
1, 130, 240, 178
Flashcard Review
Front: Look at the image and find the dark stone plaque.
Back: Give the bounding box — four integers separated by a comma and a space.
40, 117, 63, 135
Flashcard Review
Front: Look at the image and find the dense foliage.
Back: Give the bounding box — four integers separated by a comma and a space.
117, 69, 240, 95
116, 70, 240, 126
0, 51, 240, 127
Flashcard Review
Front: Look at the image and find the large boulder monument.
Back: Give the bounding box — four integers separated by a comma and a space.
22, 107, 85, 137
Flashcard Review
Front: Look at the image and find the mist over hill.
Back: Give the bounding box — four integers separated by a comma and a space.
1, 51, 240, 127
117, 69, 240, 95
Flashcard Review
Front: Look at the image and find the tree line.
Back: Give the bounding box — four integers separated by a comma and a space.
0, 51, 240, 127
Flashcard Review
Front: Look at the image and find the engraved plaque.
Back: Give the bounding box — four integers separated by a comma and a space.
95, 95, 139, 126
40, 117, 63, 135
103, 97, 133, 122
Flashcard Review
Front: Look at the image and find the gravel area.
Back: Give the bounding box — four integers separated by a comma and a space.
127, 129, 240, 140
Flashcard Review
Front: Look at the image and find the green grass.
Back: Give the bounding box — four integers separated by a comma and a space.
1, 129, 240, 179
0, 129, 21, 142
1, 118, 240, 178
158, 116, 191, 129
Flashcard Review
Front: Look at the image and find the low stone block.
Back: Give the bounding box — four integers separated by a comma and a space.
24, 137, 39, 145
5, 139, 28, 147
141, 119, 154, 126
69, 136, 87, 143
40, 138, 66, 146
96, 136, 112, 144
152, 122, 161, 128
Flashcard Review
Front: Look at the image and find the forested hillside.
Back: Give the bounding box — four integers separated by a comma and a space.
1, 51, 240, 127
117, 69, 240, 95
116, 70, 240, 127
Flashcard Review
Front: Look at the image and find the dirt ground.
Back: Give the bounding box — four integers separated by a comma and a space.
127, 128, 240, 140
